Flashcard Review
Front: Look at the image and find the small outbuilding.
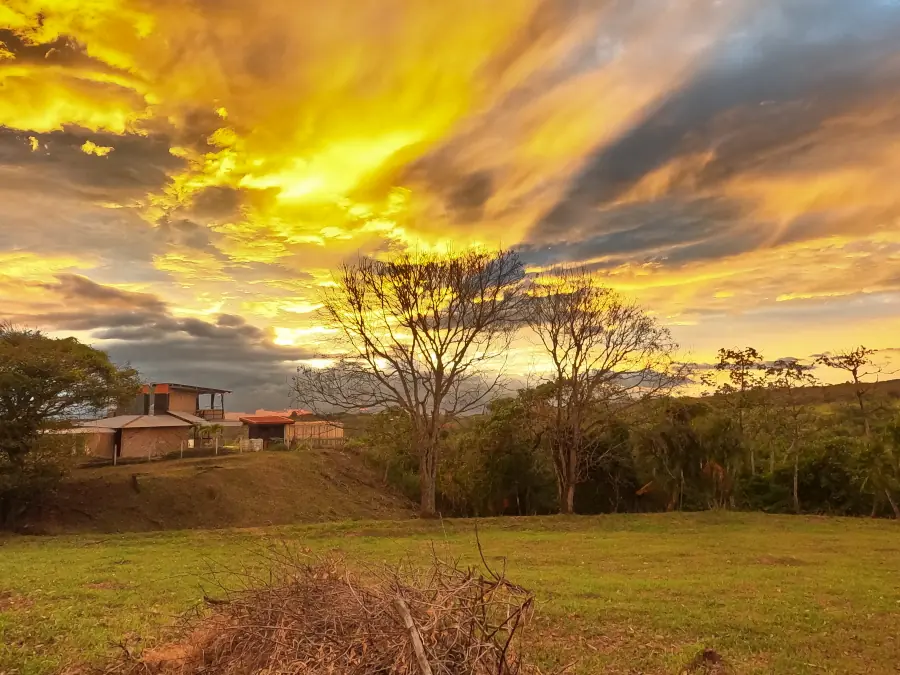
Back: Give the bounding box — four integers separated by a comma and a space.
239, 415, 295, 446
76, 415, 194, 460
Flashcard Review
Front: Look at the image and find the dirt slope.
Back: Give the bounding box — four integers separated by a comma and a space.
26, 448, 413, 534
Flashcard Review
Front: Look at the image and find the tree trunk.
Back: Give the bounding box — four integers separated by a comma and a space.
557, 442, 577, 515
419, 442, 438, 518
564, 482, 576, 515
885, 489, 900, 520
419, 465, 437, 517
856, 386, 870, 438
792, 452, 800, 514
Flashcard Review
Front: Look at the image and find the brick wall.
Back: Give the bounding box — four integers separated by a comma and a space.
168, 390, 197, 414
121, 426, 192, 459
86, 433, 115, 458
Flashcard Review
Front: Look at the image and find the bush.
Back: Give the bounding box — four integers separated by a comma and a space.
0, 434, 71, 528
738, 438, 870, 515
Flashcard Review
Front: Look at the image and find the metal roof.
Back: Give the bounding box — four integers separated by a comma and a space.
51, 427, 116, 435
167, 411, 210, 425
239, 415, 296, 425
81, 415, 193, 430
144, 383, 232, 394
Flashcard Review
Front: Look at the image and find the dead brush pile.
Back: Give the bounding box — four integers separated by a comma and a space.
104, 545, 546, 675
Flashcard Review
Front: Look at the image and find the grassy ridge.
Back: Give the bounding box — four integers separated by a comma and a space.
23, 449, 413, 534
1, 513, 899, 674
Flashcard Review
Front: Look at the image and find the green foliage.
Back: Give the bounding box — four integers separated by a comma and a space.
440, 396, 557, 516
739, 438, 870, 515
0, 434, 73, 527
573, 418, 644, 513
355, 343, 900, 518
0, 325, 141, 464
0, 325, 139, 527
356, 409, 420, 503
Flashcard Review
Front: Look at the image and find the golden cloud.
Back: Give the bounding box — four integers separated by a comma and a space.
81, 140, 114, 156
3, 0, 900, 372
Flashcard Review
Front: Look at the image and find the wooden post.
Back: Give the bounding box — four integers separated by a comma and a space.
215, 434, 218, 456
180, 440, 184, 459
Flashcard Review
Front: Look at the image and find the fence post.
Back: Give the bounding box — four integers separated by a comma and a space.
180, 440, 184, 459
215, 435, 218, 456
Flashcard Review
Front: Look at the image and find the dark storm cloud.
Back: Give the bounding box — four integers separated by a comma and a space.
400, 148, 498, 223
189, 186, 244, 219
99, 315, 311, 411
92, 315, 265, 342
0, 123, 185, 267
41, 274, 168, 313
0, 28, 111, 70
0, 126, 182, 194
156, 218, 213, 249
446, 171, 494, 220
519, 197, 752, 268
528, 0, 900, 260
103, 334, 308, 411
7, 273, 307, 409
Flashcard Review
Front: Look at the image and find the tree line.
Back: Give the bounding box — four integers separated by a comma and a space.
2, 249, 895, 526
292, 248, 899, 519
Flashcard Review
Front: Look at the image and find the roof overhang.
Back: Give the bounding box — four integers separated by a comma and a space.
142, 383, 232, 395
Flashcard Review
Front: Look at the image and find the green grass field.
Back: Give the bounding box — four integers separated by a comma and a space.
1, 513, 898, 674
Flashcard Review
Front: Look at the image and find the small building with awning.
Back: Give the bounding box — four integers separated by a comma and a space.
239, 415, 295, 446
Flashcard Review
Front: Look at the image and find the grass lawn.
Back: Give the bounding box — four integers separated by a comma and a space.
1, 513, 898, 674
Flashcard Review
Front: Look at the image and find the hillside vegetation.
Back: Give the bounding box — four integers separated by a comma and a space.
23, 448, 413, 534
1, 514, 898, 675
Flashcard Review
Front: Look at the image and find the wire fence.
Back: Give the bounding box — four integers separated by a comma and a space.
75, 436, 346, 469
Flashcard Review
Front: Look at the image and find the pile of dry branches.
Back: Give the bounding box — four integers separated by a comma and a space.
108, 544, 544, 675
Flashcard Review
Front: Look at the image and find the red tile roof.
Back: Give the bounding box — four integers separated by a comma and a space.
239, 415, 296, 425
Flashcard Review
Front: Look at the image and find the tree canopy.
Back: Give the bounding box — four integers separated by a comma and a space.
0, 324, 141, 465
292, 249, 525, 517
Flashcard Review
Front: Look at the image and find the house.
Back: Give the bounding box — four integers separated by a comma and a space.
120, 383, 231, 420
71, 382, 238, 460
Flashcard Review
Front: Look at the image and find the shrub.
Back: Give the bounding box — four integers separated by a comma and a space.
0, 434, 72, 528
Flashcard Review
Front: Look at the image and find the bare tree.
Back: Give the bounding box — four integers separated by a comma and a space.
292, 249, 525, 517
701, 347, 768, 474
815, 346, 879, 437
766, 359, 819, 513
525, 267, 684, 514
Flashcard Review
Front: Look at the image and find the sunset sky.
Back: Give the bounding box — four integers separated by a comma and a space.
2, 0, 899, 409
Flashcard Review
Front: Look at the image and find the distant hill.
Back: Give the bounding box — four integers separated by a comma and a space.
684, 377, 900, 409
24, 447, 414, 534
796, 378, 900, 404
